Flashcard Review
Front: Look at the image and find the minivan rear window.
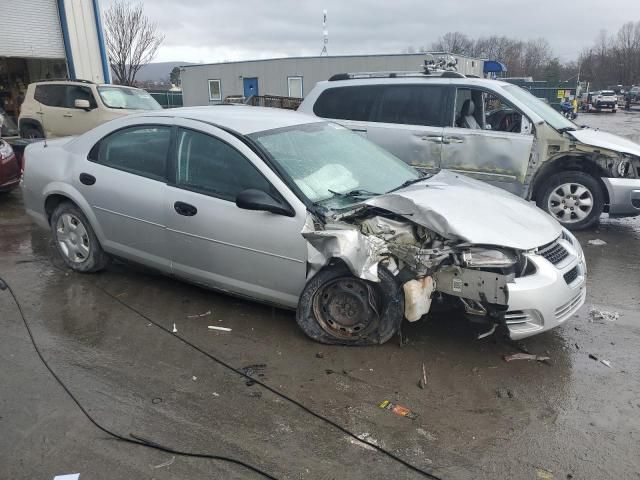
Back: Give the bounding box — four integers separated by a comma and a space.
313, 84, 448, 127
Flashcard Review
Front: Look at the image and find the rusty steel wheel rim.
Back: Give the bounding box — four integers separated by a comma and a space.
312, 277, 379, 340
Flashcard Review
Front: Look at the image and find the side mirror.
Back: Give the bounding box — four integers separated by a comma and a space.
74, 99, 92, 110
484, 124, 492, 130
236, 189, 294, 217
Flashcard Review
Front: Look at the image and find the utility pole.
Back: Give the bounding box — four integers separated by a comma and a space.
320, 10, 328, 56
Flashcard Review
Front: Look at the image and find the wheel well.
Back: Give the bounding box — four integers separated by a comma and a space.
531, 156, 610, 206
19, 118, 43, 133
44, 194, 75, 224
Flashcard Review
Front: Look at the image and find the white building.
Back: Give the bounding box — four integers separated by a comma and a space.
0, 0, 110, 120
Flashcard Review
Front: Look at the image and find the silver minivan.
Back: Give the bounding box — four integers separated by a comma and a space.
299, 72, 640, 230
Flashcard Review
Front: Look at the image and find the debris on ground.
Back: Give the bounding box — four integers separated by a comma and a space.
53, 475, 80, 480
208, 325, 232, 332
249, 391, 262, 398
212, 392, 220, 397
378, 400, 418, 419
601, 359, 612, 368
151, 456, 175, 469
589, 354, 599, 361
536, 467, 554, 479
587, 239, 607, 246
347, 433, 377, 451
188, 310, 211, 318
242, 364, 266, 386
418, 363, 428, 389
315, 352, 324, 359
495, 388, 515, 399
192, 376, 197, 381
151, 397, 162, 404
503, 353, 550, 362
588, 307, 619, 322
172, 323, 177, 333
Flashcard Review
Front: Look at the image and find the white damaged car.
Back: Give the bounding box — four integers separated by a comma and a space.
22, 107, 586, 345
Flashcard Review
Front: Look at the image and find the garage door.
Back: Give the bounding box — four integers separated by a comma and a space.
0, 0, 66, 58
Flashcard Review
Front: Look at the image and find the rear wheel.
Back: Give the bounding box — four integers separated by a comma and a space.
296, 263, 403, 345
21, 124, 44, 139
537, 171, 603, 230
50, 202, 109, 272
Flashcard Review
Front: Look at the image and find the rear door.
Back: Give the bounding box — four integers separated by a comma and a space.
440, 87, 533, 195
33, 84, 67, 137
165, 119, 307, 308
365, 84, 450, 172
78, 120, 173, 271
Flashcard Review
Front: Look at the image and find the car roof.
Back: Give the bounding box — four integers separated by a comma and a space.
313, 76, 513, 89
140, 105, 323, 135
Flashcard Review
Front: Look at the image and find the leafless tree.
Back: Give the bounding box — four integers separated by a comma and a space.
431, 32, 474, 56
104, 1, 164, 86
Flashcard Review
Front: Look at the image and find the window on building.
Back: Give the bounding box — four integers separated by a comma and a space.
288, 76, 303, 98
90, 125, 171, 181
208, 79, 222, 101
175, 128, 273, 202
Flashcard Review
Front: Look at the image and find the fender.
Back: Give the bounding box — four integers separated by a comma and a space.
42, 181, 107, 243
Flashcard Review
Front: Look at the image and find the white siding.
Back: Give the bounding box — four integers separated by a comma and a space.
64, 0, 105, 82
0, 0, 66, 59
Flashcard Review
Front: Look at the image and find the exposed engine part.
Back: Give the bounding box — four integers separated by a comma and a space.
433, 266, 509, 305
387, 243, 452, 276
460, 297, 487, 316
403, 276, 435, 322
359, 216, 421, 244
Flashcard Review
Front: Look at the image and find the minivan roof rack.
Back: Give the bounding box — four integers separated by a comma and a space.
35, 78, 95, 84
328, 70, 466, 81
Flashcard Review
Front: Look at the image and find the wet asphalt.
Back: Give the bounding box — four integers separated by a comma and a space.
1, 110, 639, 480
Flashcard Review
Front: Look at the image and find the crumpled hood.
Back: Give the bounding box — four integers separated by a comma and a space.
569, 128, 640, 157
364, 170, 561, 250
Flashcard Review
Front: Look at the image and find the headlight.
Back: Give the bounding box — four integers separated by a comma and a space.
462, 248, 516, 268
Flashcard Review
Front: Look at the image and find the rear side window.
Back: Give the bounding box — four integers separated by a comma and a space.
376, 85, 448, 126
175, 128, 273, 202
313, 86, 379, 121
34, 85, 67, 107
90, 126, 171, 181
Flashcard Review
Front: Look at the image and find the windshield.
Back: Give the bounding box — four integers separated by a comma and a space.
250, 122, 420, 209
97, 86, 162, 110
503, 84, 576, 131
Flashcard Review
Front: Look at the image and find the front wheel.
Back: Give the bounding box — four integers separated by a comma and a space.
296, 263, 403, 345
537, 171, 604, 230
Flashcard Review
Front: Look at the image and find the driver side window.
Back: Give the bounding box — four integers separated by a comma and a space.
483, 92, 524, 133
454, 88, 527, 134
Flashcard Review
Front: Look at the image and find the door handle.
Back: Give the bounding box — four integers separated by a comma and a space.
444, 137, 464, 144
350, 128, 367, 133
421, 136, 443, 143
63, 114, 73, 118
174, 201, 197, 216
79, 173, 96, 185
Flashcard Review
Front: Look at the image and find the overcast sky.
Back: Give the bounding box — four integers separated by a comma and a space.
102, 0, 636, 64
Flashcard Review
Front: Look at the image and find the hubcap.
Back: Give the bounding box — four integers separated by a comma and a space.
56, 213, 91, 263
547, 182, 594, 223
312, 277, 379, 340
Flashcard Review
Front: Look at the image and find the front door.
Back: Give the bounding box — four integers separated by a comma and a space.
440, 87, 534, 195
364, 84, 449, 172
243, 77, 259, 98
56, 85, 102, 136
165, 121, 307, 308
77, 121, 173, 271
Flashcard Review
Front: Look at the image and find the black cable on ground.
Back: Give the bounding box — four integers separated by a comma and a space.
0, 276, 278, 480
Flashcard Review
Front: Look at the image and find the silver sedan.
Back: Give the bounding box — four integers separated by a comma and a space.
22, 106, 586, 344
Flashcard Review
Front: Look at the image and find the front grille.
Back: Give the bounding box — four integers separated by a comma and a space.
538, 241, 569, 265
563, 266, 579, 285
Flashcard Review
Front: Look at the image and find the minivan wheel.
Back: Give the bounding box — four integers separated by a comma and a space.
296, 263, 403, 345
537, 171, 603, 230
51, 202, 109, 272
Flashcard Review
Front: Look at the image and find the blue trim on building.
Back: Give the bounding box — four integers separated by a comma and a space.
56, 0, 76, 79
92, 0, 110, 83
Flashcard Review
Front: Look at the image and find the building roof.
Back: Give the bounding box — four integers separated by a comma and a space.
179, 52, 483, 69
146, 105, 321, 134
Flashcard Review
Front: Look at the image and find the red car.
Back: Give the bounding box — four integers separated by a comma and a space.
0, 138, 21, 192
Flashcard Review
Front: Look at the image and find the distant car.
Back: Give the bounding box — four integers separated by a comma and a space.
0, 138, 21, 193
22, 106, 586, 344
18, 79, 162, 139
591, 90, 618, 112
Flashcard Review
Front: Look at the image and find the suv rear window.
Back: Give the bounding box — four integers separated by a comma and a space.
313, 84, 448, 127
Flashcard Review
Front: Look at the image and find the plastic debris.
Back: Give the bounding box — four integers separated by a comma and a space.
212, 392, 220, 397
378, 400, 418, 419
188, 310, 212, 318
536, 467, 554, 479
589, 354, 599, 361
208, 326, 232, 332
151, 456, 175, 469
503, 353, 550, 362
418, 363, 428, 389
587, 239, 607, 246
192, 376, 197, 381
601, 359, 612, 368
53, 475, 80, 480
588, 307, 619, 322
172, 323, 178, 333
477, 323, 497, 339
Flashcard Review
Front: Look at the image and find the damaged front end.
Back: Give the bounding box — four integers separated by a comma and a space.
303, 208, 521, 331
